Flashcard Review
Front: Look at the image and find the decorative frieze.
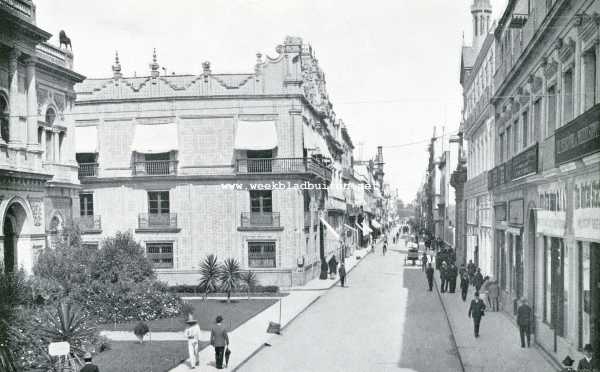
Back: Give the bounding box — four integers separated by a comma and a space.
27, 196, 43, 227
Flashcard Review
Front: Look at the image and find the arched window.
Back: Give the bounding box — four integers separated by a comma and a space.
0, 95, 8, 143
45, 107, 56, 126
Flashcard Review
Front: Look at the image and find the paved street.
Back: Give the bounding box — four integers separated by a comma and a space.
239, 240, 462, 372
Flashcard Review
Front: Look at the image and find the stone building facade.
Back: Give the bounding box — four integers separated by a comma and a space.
0, 0, 85, 274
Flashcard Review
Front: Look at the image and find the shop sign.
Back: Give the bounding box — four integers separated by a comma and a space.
555, 103, 600, 165
574, 175, 600, 240
537, 181, 567, 236
494, 203, 507, 222
511, 143, 538, 179
508, 199, 524, 225
537, 210, 567, 237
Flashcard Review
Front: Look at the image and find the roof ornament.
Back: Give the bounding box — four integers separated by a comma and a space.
255, 52, 263, 80
150, 48, 160, 78
112, 51, 122, 80
202, 61, 211, 82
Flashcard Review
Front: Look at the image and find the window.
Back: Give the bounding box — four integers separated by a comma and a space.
545, 237, 566, 335
79, 193, 94, 216
45, 108, 56, 126
579, 242, 592, 348
533, 99, 542, 141
544, 237, 551, 322
143, 152, 171, 175
250, 190, 272, 213
248, 241, 276, 268
0, 96, 8, 143
547, 85, 557, 136
146, 242, 174, 269
45, 132, 53, 161
148, 191, 170, 214
247, 150, 273, 172
506, 126, 512, 158
58, 132, 64, 162
499, 132, 505, 162
583, 49, 597, 110
522, 110, 529, 147
563, 69, 574, 123
37, 127, 43, 145
513, 120, 519, 154
82, 242, 99, 251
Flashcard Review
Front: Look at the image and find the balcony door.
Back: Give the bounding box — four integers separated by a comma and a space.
148, 191, 170, 226
250, 190, 272, 225
247, 150, 272, 173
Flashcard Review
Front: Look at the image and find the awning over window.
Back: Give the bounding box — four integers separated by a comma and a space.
75, 126, 98, 153
131, 123, 178, 153
234, 120, 278, 150
320, 217, 340, 240
303, 126, 331, 159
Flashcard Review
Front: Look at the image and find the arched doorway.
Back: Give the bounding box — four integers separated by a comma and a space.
2, 202, 28, 273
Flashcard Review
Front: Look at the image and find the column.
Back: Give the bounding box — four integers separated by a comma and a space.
53, 130, 59, 163
8, 49, 21, 145
25, 57, 38, 147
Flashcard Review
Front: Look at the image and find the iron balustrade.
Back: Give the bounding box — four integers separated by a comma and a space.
235, 158, 332, 180
78, 163, 98, 178
78, 215, 101, 231
240, 212, 280, 227
138, 213, 178, 229
133, 160, 178, 176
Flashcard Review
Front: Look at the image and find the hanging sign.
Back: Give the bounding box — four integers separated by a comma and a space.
574, 174, 600, 241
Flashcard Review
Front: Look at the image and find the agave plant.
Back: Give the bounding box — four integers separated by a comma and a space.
39, 302, 97, 356
0, 345, 17, 372
198, 254, 221, 301
219, 258, 241, 303
240, 271, 258, 300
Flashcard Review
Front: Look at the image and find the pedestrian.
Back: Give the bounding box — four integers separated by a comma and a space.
425, 263, 434, 291
468, 291, 486, 338
79, 352, 100, 372
210, 315, 229, 370
383, 242, 387, 256
184, 313, 202, 369
460, 272, 469, 302
339, 262, 346, 287
440, 262, 448, 293
421, 253, 428, 272
577, 344, 596, 371
487, 279, 500, 311
516, 297, 532, 348
448, 263, 458, 293
467, 260, 476, 282
473, 268, 484, 292
328, 255, 338, 279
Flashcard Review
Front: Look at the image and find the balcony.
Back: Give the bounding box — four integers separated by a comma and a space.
36, 42, 74, 70
136, 213, 180, 233
235, 158, 332, 181
238, 212, 282, 231
78, 215, 101, 234
133, 160, 178, 176
509, 13, 528, 28
78, 163, 98, 178
0, 0, 34, 20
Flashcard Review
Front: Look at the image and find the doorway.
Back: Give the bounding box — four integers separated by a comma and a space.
2, 202, 28, 273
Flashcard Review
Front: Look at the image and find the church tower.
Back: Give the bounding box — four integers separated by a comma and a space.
471, 0, 492, 52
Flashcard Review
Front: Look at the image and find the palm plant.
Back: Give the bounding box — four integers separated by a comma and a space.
39, 302, 97, 357
240, 271, 258, 300
198, 254, 221, 301
0, 346, 17, 372
219, 258, 241, 303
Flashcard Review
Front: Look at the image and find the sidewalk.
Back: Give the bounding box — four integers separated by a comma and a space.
168, 243, 377, 371
434, 275, 559, 372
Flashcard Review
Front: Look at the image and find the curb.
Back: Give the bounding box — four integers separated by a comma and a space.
433, 277, 466, 372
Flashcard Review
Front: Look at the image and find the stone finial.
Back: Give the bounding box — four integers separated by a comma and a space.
202, 61, 211, 74
150, 48, 160, 78
112, 51, 122, 79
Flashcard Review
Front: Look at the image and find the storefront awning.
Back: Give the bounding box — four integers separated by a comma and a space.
234, 120, 278, 150
320, 217, 340, 240
131, 123, 178, 153
75, 126, 98, 153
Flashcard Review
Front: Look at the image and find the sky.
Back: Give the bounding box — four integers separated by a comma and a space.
36, 0, 507, 203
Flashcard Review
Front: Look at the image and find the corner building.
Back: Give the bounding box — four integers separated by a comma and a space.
73, 37, 357, 287
491, 0, 599, 363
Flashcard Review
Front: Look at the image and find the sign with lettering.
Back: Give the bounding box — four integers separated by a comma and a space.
511, 143, 538, 180
48, 342, 69, 357
574, 174, 600, 241
555, 103, 600, 165
508, 199, 524, 225
537, 182, 567, 237
494, 203, 507, 222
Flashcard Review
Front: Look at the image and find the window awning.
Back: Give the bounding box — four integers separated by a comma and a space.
234, 120, 278, 150
303, 126, 331, 159
75, 126, 98, 153
131, 123, 178, 153
362, 221, 373, 234
320, 217, 340, 240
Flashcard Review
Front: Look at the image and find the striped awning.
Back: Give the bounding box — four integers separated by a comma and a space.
234, 120, 278, 150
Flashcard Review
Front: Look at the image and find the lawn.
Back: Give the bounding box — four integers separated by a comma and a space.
94, 341, 188, 372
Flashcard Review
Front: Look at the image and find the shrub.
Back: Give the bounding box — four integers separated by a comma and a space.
198, 254, 220, 300
219, 258, 241, 303
240, 271, 258, 299
133, 322, 149, 344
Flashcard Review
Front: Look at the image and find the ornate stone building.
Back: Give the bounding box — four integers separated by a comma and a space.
73, 37, 362, 287
0, 0, 85, 273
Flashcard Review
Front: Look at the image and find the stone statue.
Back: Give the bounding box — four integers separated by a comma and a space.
59, 30, 72, 50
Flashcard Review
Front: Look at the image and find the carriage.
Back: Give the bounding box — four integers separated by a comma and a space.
405, 246, 419, 265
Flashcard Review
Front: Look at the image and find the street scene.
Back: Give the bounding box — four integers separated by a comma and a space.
1, 0, 599, 371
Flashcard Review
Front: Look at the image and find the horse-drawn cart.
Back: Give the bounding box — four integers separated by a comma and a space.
405, 246, 419, 265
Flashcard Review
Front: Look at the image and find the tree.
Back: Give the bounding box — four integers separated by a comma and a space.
240, 271, 258, 300
219, 258, 241, 303
198, 255, 220, 301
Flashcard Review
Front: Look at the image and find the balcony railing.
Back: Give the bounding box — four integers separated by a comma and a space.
235, 158, 332, 181
36, 42, 73, 70
137, 213, 178, 230
240, 212, 280, 228
133, 160, 178, 176
78, 215, 101, 233
1, 0, 34, 19
78, 163, 98, 178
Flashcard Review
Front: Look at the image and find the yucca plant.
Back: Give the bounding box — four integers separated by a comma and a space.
198, 254, 221, 301
39, 302, 97, 357
0, 344, 17, 372
240, 271, 258, 300
219, 258, 241, 303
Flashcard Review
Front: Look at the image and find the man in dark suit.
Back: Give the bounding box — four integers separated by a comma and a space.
440, 262, 448, 293
425, 263, 434, 291
578, 344, 596, 371
517, 297, 532, 348
210, 315, 229, 369
468, 291, 486, 338
80, 352, 100, 372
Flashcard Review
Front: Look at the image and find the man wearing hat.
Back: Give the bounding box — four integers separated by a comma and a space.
79, 352, 99, 372
577, 344, 596, 371
516, 297, 532, 348
184, 313, 202, 369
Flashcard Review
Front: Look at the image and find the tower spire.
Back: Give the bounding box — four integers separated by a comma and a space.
150, 48, 160, 78
112, 51, 122, 79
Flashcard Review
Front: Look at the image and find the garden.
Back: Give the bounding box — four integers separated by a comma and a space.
0, 228, 281, 372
